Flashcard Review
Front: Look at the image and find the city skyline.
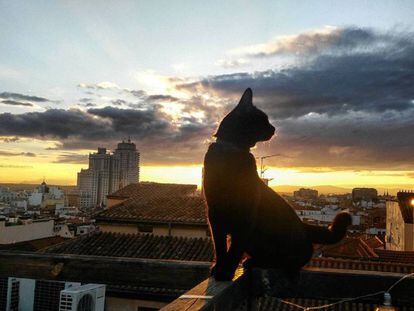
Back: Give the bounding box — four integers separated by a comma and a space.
1, 1, 414, 188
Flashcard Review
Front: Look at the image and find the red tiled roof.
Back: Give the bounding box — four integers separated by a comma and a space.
375, 249, 414, 264
253, 296, 414, 310
108, 182, 197, 200
321, 237, 379, 259
97, 195, 207, 225
0, 236, 68, 252
363, 236, 385, 249
308, 257, 414, 274
41, 232, 214, 262
38, 232, 414, 273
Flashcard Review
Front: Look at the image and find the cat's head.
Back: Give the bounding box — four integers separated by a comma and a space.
214, 88, 275, 148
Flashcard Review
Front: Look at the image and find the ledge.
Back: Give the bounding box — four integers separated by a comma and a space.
162, 266, 414, 310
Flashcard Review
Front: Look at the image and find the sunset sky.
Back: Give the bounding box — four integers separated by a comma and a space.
1, 1, 414, 188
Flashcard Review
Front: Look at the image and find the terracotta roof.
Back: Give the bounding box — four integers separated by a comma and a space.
396, 191, 414, 224
321, 237, 379, 259
97, 195, 207, 225
0, 236, 68, 252
308, 257, 414, 274
39, 232, 414, 273
252, 297, 414, 310
375, 249, 414, 264
41, 232, 214, 262
364, 235, 385, 249
108, 182, 197, 200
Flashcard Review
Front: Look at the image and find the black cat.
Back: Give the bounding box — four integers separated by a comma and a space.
203, 88, 352, 281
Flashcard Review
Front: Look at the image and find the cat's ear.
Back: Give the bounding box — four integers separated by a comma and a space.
234, 88, 253, 112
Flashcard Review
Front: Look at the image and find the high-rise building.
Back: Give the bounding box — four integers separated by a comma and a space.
114, 139, 140, 189
352, 188, 378, 202
77, 140, 140, 208
294, 188, 318, 200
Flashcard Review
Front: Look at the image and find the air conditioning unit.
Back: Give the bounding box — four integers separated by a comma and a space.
6, 278, 20, 311
59, 284, 105, 311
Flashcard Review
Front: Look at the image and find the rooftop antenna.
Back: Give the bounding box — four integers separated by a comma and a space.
256, 154, 281, 179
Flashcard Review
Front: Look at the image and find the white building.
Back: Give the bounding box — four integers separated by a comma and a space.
0, 218, 55, 244
10, 200, 27, 211
0, 187, 17, 203
28, 192, 42, 206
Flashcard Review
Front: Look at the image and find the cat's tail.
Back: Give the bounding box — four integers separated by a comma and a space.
303, 212, 352, 245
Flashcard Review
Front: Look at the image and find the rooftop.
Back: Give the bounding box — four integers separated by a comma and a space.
0, 236, 68, 251
375, 248, 414, 264
97, 195, 207, 225
320, 236, 382, 259
107, 182, 197, 200
41, 232, 213, 262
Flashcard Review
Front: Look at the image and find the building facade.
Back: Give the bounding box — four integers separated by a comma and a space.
386, 191, 414, 251
0, 219, 55, 245
77, 140, 140, 208
352, 188, 378, 202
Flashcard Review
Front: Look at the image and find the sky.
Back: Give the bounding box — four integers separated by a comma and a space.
1, 0, 414, 188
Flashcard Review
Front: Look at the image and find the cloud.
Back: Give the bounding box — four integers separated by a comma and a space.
0, 164, 33, 168
180, 27, 414, 119
0, 104, 214, 164
216, 58, 250, 68
0, 92, 50, 102
128, 89, 146, 98
228, 26, 395, 58
111, 99, 127, 106
1, 136, 19, 143
1, 100, 33, 107
0, 150, 36, 157
79, 98, 93, 103
2, 26, 414, 169
53, 153, 88, 164
146, 94, 179, 102
175, 26, 414, 169
78, 81, 120, 90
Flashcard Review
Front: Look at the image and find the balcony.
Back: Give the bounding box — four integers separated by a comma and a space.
161, 266, 414, 310
1, 250, 414, 310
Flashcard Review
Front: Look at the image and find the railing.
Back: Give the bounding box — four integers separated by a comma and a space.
2, 250, 414, 310
161, 266, 414, 310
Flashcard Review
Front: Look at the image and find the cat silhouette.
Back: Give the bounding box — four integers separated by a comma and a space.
203, 88, 352, 281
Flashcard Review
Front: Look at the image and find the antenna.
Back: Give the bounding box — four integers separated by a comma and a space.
256, 154, 282, 179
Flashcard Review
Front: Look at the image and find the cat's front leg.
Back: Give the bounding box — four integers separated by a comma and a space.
223, 235, 244, 279
209, 218, 228, 280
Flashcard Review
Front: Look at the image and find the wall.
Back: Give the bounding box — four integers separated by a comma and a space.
99, 223, 139, 234
170, 225, 208, 238
100, 222, 208, 238
0, 219, 54, 244
386, 201, 406, 251
406, 223, 414, 251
